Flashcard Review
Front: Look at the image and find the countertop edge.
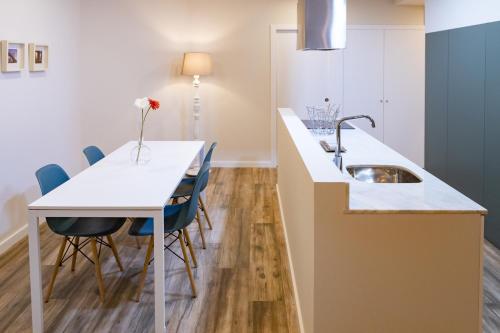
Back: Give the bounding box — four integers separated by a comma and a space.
344, 209, 488, 215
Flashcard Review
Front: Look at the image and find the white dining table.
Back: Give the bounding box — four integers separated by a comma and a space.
28, 140, 205, 333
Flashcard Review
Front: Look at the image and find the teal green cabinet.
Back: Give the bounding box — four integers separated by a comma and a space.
425, 31, 449, 180
447, 25, 485, 203
425, 21, 500, 248
484, 21, 500, 245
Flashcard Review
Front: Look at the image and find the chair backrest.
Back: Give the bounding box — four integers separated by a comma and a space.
200, 142, 217, 191
35, 164, 72, 232
35, 164, 70, 196
203, 142, 217, 165
83, 146, 105, 166
175, 162, 211, 230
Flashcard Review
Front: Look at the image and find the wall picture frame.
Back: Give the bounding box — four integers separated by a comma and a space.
1, 41, 25, 72
28, 43, 49, 72
28, 43, 48, 71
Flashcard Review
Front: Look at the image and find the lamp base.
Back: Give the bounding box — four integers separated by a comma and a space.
193, 74, 200, 88
192, 76, 201, 140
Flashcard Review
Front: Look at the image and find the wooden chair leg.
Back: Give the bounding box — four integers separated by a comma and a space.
179, 231, 197, 298
199, 197, 213, 230
90, 237, 106, 303
196, 210, 206, 249
183, 228, 198, 268
135, 236, 154, 302
106, 235, 124, 272
71, 236, 80, 272
45, 237, 67, 303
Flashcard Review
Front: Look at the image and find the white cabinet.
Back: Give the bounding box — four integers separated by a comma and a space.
273, 25, 425, 166
343, 29, 385, 140
343, 27, 425, 165
383, 29, 425, 166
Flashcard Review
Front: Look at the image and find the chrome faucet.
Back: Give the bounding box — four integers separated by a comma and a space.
333, 115, 376, 170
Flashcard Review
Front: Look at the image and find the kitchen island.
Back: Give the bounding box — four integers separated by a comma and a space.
276, 108, 486, 333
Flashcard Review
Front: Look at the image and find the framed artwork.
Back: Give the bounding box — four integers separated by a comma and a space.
1, 41, 25, 72
28, 43, 48, 71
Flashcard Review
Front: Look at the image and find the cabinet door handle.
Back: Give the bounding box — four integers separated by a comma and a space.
385, 99, 389, 103
379, 99, 383, 103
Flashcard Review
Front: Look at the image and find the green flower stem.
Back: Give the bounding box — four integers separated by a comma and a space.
136, 107, 152, 163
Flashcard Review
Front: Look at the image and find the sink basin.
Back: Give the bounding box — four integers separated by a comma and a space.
346, 165, 422, 183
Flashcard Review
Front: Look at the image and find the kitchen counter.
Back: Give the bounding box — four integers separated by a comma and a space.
276, 108, 484, 333
317, 116, 487, 214
281, 108, 486, 214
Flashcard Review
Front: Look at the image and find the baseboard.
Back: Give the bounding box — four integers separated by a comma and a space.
211, 160, 276, 168
0, 220, 48, 256
276, 184, 305, 333
0, 224, 28, 256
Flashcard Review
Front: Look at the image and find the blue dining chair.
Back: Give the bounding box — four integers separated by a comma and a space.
171, 142, 217, 249
35, 164, 126, 303
83, 145, 105, 166
128, 162, 211, 302
83, 145, 143, 250
184, 142, 217, 179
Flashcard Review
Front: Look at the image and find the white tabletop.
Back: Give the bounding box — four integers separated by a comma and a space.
29, 141, 204, 211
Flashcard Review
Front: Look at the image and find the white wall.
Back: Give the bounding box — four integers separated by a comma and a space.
426, 0, 500, 33
0, 0, 82, 252
350, 0, 424, 25
79, 0, 297, 167
79, 0, 423, 168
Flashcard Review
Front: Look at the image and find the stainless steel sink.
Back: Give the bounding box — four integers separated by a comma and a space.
346, 165, 422, 183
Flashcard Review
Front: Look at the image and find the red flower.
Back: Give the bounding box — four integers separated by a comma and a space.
148, 98, 160, 110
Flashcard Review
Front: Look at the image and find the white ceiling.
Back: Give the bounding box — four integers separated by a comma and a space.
394, 0, 424, 5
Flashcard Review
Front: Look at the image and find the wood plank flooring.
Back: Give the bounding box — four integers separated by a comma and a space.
1, 168, 500, 332
483, 240, 500, 333
0, 168, 299, 332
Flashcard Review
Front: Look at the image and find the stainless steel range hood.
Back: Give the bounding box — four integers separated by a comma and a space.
297, 0, 346, 50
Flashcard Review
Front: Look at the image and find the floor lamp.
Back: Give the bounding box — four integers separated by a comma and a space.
182, 52, 213, 141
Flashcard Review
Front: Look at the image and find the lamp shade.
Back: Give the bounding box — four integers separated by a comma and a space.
182, 52, 212, 76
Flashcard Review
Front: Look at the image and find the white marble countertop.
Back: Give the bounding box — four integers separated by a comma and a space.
279, 108, 487, 215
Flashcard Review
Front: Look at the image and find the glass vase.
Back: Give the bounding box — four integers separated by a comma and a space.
130, 140, 152, 165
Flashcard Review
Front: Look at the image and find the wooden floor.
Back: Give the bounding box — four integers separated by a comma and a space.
1, 168, 500, 332
483, 241, 500, 333
0, 168, 299, 333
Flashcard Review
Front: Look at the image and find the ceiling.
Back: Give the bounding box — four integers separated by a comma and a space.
394, 0, 425, 5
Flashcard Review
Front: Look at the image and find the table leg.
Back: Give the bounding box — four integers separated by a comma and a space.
28, 214, 43, 332
153, 210, 166, 333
